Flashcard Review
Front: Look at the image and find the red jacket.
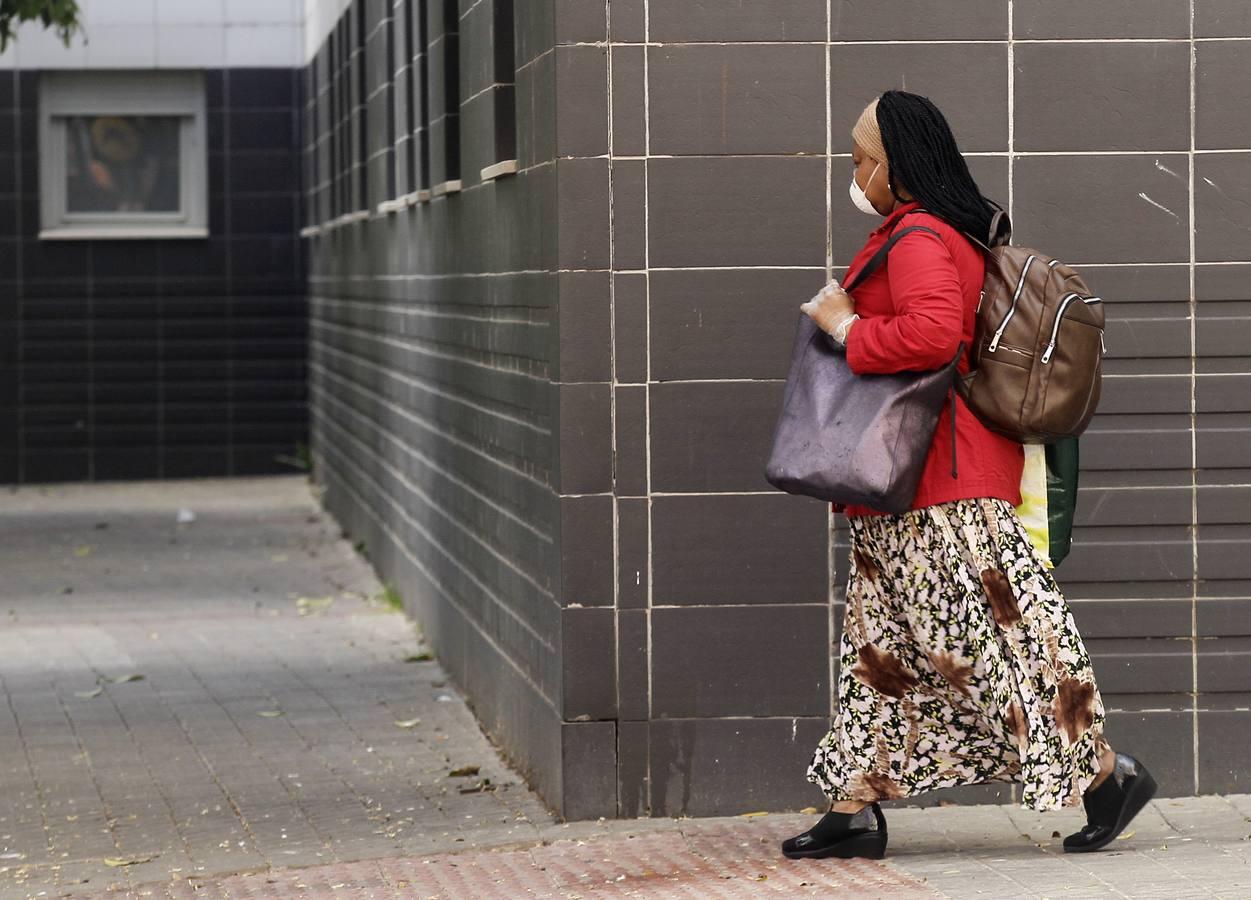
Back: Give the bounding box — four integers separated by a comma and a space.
837, 201, 1024, 518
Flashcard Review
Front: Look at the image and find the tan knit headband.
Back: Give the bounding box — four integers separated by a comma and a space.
852, 97, 888, 166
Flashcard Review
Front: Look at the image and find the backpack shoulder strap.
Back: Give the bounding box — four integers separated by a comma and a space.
845, 216, 943, 291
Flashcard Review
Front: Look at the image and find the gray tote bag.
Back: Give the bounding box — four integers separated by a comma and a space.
764, 224, 960, 514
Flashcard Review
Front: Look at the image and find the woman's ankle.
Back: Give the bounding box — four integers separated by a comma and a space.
829, 800, 870, 814
1087, 744, 1117, 792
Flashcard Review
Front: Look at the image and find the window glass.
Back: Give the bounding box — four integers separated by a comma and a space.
64, 115, 182, 214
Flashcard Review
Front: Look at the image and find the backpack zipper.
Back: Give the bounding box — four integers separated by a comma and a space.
988, 255, 1037, 353
1041, 294, 1102, 364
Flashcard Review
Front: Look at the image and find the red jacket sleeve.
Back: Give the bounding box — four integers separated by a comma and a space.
844, 230, 964, 375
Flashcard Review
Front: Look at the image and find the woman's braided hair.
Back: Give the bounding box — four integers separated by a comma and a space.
875, 90, 1004, 243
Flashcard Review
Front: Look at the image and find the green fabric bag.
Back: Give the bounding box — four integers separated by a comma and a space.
1043, 436, 1080, 568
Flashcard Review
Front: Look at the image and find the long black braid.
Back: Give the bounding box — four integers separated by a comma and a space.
875, 90, 1004, 244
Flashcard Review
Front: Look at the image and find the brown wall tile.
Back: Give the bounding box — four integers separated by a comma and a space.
648, 44, 826, 155
651, 605, 829, 718
648, 157, 827, 268
1015, 42, 1190, 151
648, 718, 831, 816
649, 381, 784, 492
651, 494, 829, 606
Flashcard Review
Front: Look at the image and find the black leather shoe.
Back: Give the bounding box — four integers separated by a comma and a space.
782, 803, 888, 859
1063, 753, 1157, 853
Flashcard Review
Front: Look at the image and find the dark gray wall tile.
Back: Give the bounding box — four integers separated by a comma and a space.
1082, 264, 1190, 303
1103, 711, 1193, 797
613, 384, 648, 496
1197, 418, 1251, 468
833, 0, 1007, 40
560, 494, 614, 607
562, 606, 617, 718
617, 720, 649, 816
617, 609, 649, 720
557, 381, 612, 493
612, 272, 648, 383
617, 498, 649, 610
1197, 637, 1251, 692
1087, 637, 1193, 694
651, 605, 828, 718
1070, 599, 1192, 638
651, 494, 828, 606
1195, 0, 1251, 38
554, 0, 606, 43
1198, 41, 1251, 149
649, 0, 825, 42
558, 157, 611, 269
561, 721, 618, 820
648, 44, 825, 155
649, 381, 784, 492
1195, 154, 1251, 261
556, 45, 609, 157
648, 157, 826, 268
557, 271, 611, 382
648, 718, 831, 817
649, 269, 819, 380
1197, 597, 1251, 636
610, 45, 646, 157
1015, 42, 1189, 151
1013, 155, 1190, 263
1197, 264, 1251, 301
1016, 0, 1191, 38
609, 0, 645, 42
610, 159, 646, 270
1198, 484, 1251, 525
1198, 710, 1251, 793
830, 43, 1008, 154
1061, 529, 1193, 584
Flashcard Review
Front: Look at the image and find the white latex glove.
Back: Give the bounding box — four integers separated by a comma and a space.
800, 279, 856, 336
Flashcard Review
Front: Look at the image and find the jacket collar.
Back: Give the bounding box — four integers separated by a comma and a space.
872, 199, 924, 235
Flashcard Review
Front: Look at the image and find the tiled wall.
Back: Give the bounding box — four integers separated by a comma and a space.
599, 0, 1251, 812
0, 68, 306, 482
308, 0, 1251, 820
303, 0, 606, 814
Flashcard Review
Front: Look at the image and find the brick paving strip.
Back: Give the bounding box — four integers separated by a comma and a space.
2, 479, 1250, 900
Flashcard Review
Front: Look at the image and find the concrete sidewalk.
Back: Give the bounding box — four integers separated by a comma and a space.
1, 478, 1248, 899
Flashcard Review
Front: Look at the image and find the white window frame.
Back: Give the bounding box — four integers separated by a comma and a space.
39, 71, 208, 241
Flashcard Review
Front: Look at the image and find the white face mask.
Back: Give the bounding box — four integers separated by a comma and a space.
849, 162, 882, 216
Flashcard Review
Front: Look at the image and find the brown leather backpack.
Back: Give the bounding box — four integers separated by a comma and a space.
959, 212, 1106, 443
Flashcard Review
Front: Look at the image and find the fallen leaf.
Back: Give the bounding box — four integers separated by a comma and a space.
104, 673, 144, 684
740, 811, 770, 818
74, 687, 103, 699
1051, 830, 1061, 838
799, 807, 818, 815
394, 718, 422, 729
404, 653, 434, 663
296, 596, 335, 615
74, 545, 94, 557
104, 854, 158, 867
258, 710, 284, 718
1116, 831, 1135, 841
449, 765, 480, 777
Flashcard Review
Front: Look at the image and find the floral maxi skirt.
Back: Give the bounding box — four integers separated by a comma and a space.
806, 497, 1109, 812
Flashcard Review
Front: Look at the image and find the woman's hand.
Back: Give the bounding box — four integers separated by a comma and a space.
800, 280, 856, 335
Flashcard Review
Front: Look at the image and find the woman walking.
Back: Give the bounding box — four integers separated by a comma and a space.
782, 91, 1156, 860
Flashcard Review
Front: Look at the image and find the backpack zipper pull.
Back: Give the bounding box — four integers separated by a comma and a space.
1041, 341, 1056, 364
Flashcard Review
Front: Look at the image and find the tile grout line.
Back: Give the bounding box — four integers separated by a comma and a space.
604, 0, 624, 817
642, 0, 654, 815
1188, 0, 1201, 795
